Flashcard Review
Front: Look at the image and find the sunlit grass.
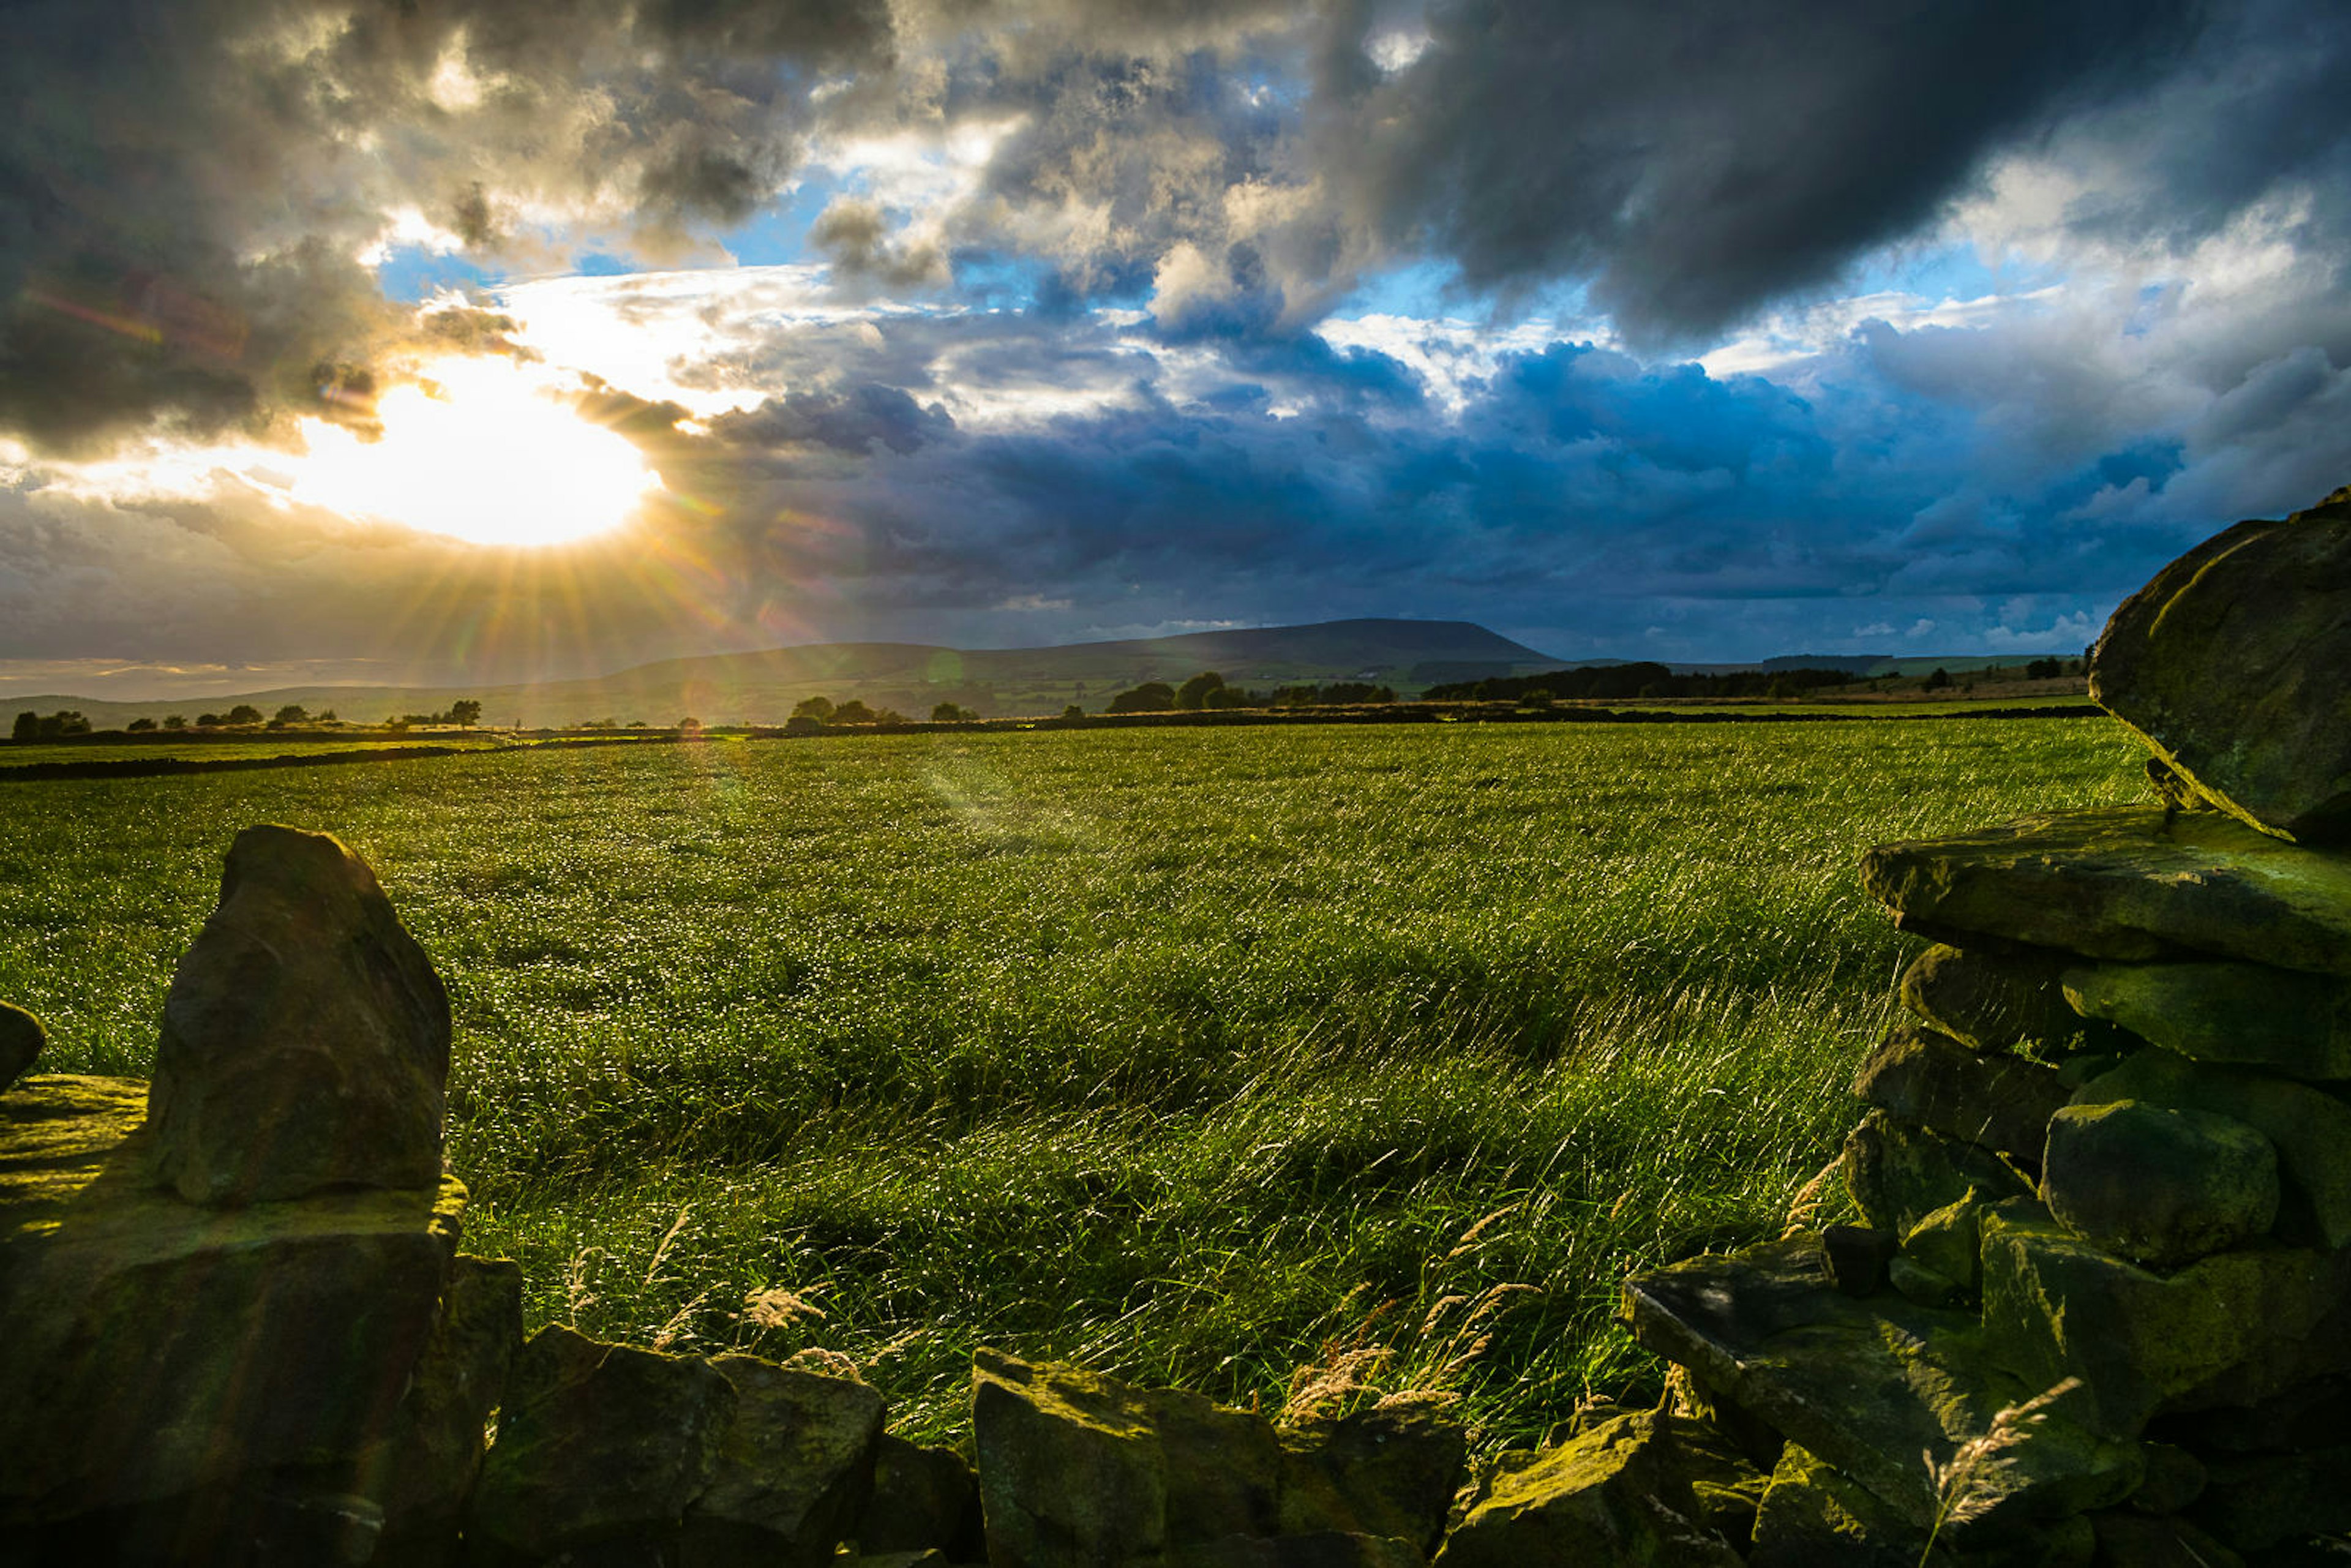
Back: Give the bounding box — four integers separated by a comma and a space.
0, 719, 2148, 1447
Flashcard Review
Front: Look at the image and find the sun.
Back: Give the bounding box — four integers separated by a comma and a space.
291, 358, 660, 546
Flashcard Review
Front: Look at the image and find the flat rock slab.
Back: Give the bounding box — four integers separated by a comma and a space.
1622, 1232, 2140, 1536
1861, 806, 2351, 973
0, 1073, 465, 1519
2062, 961, 2351, 1081
2091, 490, 2351, 844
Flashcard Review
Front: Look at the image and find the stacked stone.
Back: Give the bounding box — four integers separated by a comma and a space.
1620, 487, 2351, 1565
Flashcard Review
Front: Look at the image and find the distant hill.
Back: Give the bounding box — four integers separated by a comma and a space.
2, 619, 1572, 728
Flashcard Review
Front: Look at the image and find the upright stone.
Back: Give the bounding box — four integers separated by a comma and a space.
149, 825, 451, 1204
2090, 488, 2351, 844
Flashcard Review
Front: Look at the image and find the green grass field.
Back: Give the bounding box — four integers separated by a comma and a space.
0, 719, 2149, 1448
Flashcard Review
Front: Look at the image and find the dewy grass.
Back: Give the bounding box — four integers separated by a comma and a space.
0, 719, 2148, 1448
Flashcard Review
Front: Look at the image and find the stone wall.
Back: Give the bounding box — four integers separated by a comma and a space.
7, 490, 2351, 1564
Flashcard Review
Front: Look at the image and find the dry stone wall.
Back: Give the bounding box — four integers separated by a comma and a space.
8, 491, 2351, 1564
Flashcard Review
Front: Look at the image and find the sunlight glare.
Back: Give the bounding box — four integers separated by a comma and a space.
292, 358, 659, 547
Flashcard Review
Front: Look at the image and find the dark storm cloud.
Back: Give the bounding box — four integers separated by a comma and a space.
1302, 0, 2211, 341
0, 0, 891, 454
11, 0, 2350, 460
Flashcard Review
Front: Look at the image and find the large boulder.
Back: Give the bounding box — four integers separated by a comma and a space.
2090, 488, 2351, 844
148, 825, 452, 1205
1432, 1409, 1741, 1567
684, 1356, 886, 1567
1859, 807, 2351, 973
2061, 961, 2351, 1081
467, 1325, 737, 1565
2039, 1100, 2278, 1268
0, 1073, 467, 1525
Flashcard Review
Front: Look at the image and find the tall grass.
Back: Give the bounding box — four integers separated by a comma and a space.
0, 719, 2147, 1446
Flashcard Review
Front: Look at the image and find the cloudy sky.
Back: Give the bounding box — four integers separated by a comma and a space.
4, 0, 2349, 697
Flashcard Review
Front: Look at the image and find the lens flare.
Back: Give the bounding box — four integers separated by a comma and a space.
291, 358, 659, 547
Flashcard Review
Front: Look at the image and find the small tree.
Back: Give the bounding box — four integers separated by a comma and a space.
831, 699, 877, 724
448, 699, 482, 727
162, 715, 187, 731
1923, 668, 1952, 692
1062, 704, 1084, 720
127, 717, 157, 732
932, 702, 970, 722
197, 713, 223, 728
10, 712, 34, 742
226, 704, 263, 725
678, 716, 702, 732
274, 704, 309, 724
792, 696, 834, 722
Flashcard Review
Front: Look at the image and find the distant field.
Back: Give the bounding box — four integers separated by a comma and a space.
0, 720, 2149, 1447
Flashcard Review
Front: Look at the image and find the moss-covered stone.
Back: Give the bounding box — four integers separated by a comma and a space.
2068, 1050, 2351, 1249
1431, 1410, 1740, 1567
148, 824, 452, 1205
1902, 1190, 1989, 1297
467, 1324, 737, 1565
1276, 1402, 1463, 1554
972, 1348, 1222, 1567
1854, 1026, 2069, 1166
2089, 490, 2351, 845
2040, 1101, 2278, 1267
2062, 961, 2351, 1081
0, 1000, 44, 1089
1749, 1444, 1933, 1567
1622, 1233, 2140, 1534
1977, 1204, 2351, 1435
1900, 945, 2117, 1055
0, 1074, 465, 1522
1845, 1109, 2034, 1237
1860, 807, 2351, 972
684, 1356, 885, 1567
